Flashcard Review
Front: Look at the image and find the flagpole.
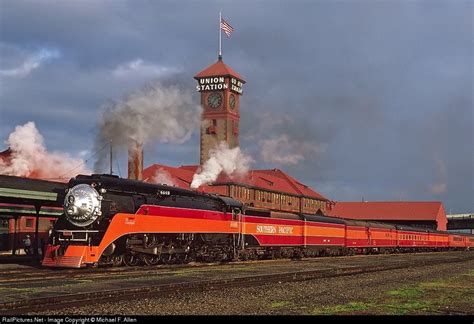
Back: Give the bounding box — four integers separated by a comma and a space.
219, 11, 222, 60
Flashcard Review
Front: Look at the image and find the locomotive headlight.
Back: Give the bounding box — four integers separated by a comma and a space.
64, 184, 102, 227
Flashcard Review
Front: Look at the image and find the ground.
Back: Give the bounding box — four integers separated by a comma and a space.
31, 256, 474, 315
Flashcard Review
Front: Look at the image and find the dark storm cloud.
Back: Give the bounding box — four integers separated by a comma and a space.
0, 0, 472, 211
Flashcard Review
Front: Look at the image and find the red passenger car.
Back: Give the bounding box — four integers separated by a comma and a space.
396, 225, 432, 249
345, 220, 397, 251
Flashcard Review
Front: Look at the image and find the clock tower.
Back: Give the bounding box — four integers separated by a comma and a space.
194, 57, 245, 165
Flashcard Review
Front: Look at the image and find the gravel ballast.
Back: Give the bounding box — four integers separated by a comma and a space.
30, 256, 474, 315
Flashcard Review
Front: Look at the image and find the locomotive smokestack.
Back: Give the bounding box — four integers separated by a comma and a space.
128, 141, 143, 180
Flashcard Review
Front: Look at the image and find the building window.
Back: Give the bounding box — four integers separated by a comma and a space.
25, 218, 34, 228
207, 120, 218, 134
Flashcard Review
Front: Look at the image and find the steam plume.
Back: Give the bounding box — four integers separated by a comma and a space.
150, 167, 176, 186
94, 82, 202, 172
0, 122, 90, 180
259, 134, 327, 166
191, 142, 253, 189
242, 111, 329, 166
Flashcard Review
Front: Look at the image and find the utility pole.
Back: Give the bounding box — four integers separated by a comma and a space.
109, 140, 113, 175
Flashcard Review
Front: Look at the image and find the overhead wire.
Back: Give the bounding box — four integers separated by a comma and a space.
40, 141, 111, 180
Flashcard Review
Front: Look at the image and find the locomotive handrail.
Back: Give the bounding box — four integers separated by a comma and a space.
240, 213, 245, 251
56, 230, 100, 233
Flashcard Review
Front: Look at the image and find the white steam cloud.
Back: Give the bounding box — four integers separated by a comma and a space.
0, 122, 90, 179
259, 134, 327, 165
191, 142, 253, 189
150, 168, 176, 186
94, 82, 202, 171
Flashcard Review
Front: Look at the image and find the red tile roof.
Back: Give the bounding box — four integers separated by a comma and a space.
143, 164, 327, 200
325, 201, 447, 230
194, 59, 245, 81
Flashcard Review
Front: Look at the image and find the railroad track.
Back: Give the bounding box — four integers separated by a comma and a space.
0, 250, 464, 282
0, 257, 315, 283
0, 262, 207, 283
1, 253, 472, 314
0, 252, 470, 275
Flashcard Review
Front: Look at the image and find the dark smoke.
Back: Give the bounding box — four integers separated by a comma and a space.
94, 82, 202, 172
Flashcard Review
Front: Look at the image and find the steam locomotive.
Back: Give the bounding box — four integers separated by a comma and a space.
42, 174, 474, 268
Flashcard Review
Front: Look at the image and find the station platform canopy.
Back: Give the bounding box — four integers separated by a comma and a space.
0, 175, 66, 209
0, 203, 62, 218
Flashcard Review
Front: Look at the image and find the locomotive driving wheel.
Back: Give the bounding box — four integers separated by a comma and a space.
123, 253, 140, 266
142, 254, 160, 266
111, 255, 123, 267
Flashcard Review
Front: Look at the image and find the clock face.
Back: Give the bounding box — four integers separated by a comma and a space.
229, 94, 236, 109
207, 92, 223, 109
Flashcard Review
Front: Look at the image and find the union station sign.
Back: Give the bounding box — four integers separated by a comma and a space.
196, 76, 243, 94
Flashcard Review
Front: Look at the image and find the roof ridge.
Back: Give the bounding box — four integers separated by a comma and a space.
194, 60, 245, 81
270, 169, 304, 196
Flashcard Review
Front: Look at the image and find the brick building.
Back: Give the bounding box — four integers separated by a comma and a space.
325, 201, 448, 231
143, 165, 329, 215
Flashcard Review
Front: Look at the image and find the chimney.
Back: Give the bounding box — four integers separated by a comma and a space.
128, 141, 143, 180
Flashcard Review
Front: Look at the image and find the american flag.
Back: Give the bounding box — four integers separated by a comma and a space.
220, 18, 234, 37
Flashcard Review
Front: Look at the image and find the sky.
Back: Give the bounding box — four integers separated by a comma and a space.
0, 0, 472, 212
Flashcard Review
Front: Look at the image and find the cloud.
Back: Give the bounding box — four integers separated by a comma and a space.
112, 58, 179, 79
429, 183, 447, 195
428, 156, 448, 195
259, 134, 327, 166
0, 47, 60, 77
241, 110, 330, 167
